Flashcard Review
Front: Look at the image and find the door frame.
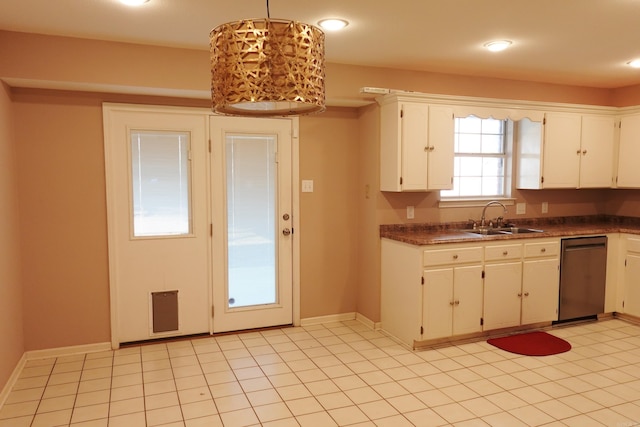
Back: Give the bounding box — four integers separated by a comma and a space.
103, 103, 301, 348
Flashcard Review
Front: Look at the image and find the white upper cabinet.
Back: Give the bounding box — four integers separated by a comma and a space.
517, 112, 615, 189
616, 113, 640, 188
379, 96, 454, 191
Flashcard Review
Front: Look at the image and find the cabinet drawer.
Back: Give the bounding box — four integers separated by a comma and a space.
485, 244, 523, 261
423, 247, 482, 266
628, 237, 640, 254
524, 241, 559, 258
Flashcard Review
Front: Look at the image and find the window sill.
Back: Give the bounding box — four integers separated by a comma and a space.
438, 198, 516, 209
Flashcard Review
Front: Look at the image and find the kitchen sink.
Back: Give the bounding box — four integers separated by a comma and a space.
462, 226, 544, 236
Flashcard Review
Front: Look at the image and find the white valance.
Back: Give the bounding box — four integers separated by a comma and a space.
452, 106, 544, 122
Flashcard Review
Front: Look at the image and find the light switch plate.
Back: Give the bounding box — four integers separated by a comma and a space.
542, 202, 548, 214
301, 180, 314, 193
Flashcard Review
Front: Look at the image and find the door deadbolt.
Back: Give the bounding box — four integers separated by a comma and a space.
282, 228, 291, 236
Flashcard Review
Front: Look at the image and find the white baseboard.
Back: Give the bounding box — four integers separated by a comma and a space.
300, 312, 381, 331
25, 342, 112, 361
355, 313, 382, 330
300, 312, 357, 326
0, 353, 26, 409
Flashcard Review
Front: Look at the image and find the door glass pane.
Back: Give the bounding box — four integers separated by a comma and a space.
226, 134, 277, 308
130, 131, 191, 237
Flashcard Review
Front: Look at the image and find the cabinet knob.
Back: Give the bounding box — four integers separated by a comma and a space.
424, 146, 429, 152
454, 300, 460, 306
540, 248, 546, 253
452, 254, 459, 260
518, 292, 523, 297
524, 292, 530, 297
576, 149, 582, 155
503, 251, 508, 256
449, 301, 455, 306
430, 146, 435, 151
582, 149, 587, 155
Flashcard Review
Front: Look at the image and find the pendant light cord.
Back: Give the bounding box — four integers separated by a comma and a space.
266, 0, 270, 18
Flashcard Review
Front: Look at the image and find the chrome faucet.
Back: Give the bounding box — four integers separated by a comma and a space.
481, 200, 507, 228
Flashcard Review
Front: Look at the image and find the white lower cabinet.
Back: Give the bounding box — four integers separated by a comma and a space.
423, 264, 483, 340
623, 236, 640, 316
381, 237, 561, 347
483, 240, 559, 331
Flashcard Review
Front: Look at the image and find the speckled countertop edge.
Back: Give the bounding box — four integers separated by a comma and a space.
380, 215, 640, 245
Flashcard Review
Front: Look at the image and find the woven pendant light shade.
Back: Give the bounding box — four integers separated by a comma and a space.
210, 19, 326, 116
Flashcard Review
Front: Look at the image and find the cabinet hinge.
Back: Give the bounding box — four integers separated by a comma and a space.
421, 276, 424, 285
420, 326, 424, 335
625, 259, 627, 267
210, 224, 213, 237
541, 176, 545, 184
480, 317, 484, 326
481, 270, 485, 279
400, 177, 403, 185
623, 300, 625, 309
208, 139, 212, 153
400, 109, 404, 119
211, 305, 215, 317
543, 117, 546, 125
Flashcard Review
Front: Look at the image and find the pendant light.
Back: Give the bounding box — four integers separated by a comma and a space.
210, 1, 326, 116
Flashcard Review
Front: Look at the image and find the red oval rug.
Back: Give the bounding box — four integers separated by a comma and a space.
487, 331, 571, 356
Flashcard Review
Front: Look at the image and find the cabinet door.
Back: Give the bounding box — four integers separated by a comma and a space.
453, 265, 483, 335
423, 267, 453, 340
624, 253, 640, 316
542, 113, 582, 188
401, 102, 430, 191
427, 105, 454, 190
483, 262, 522, 330
522, 258, 560, 324
579, 115, 614, 188
617, 114, 640, 188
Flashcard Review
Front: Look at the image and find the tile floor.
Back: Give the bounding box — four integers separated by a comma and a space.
1, 318, 640, 426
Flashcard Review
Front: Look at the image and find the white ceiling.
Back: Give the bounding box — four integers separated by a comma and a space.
2, 0, 640, 89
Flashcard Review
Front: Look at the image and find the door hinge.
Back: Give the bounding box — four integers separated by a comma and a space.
420, 326, 423, 335
480, 317, 484, 326
421, 276, 424, 285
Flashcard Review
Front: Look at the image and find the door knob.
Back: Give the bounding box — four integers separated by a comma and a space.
282, 228, 291, 236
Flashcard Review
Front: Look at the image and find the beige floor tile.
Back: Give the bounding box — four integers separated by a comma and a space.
145, 391, 180, 410
109, 396, 144, 417
219, 408, 260, 427
108, 411, 146, 427
328, 405, 369, 425
181, 399, 217, 420
146, 405, 183, 426
70, 403, 109, 424
295, 410, 338, 426
31, 408, 72, 427
315, 391, 352, 410
253, 401, 292, 423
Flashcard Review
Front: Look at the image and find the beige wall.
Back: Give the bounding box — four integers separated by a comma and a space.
299, 109, 360, 318
2, 30, 640, 374
0, 82, 24, 387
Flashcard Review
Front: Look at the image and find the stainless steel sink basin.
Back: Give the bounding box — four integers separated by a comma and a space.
462, 226, 544, 236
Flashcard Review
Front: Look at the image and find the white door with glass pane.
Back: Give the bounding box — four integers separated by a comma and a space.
104, 105, 210, 345
210, 116, 294, 333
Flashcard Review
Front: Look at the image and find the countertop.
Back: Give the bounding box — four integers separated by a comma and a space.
380, 215, 640, 246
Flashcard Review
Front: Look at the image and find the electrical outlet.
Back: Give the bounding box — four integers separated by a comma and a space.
407, 206, 415, 219
542, 202, 548, 214
516, 203, 526, 215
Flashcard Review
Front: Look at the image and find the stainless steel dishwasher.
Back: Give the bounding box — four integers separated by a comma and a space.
558, 236, 607, 322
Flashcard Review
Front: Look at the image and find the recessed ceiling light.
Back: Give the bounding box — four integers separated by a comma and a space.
628, 59, 640, 68
119, 0, 150, 6
484, 40, 512, 52
318, 19, 349, 31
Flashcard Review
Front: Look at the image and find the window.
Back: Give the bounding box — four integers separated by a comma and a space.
441, 116, 510, 199
130, 130, 192, 237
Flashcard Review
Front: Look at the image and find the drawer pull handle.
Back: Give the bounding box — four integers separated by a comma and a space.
541, 248, 546, 253
452, 254, 459, 260
503, 251, 508, 255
